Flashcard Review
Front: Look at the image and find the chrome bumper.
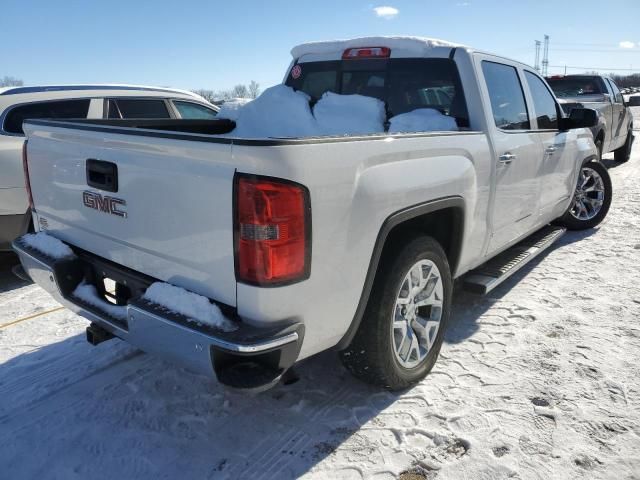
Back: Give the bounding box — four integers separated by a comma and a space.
13, 237, 303, 389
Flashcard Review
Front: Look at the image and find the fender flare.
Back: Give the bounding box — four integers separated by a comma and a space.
336, 196, 465, 350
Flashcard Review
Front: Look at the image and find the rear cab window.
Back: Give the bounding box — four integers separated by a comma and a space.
286, 58, 469, 128
3, 99, 91, 135
546, 76, 606, 98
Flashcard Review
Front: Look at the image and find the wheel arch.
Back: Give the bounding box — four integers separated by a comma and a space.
336, 196, 465, 350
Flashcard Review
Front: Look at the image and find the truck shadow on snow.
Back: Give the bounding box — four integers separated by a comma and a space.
0, 253, 30, 295
0, 228, 597, 479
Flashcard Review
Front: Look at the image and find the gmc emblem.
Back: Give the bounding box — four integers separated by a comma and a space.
82, 191, 127, 218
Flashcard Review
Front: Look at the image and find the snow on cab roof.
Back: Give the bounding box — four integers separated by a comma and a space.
291, 36, 463, 59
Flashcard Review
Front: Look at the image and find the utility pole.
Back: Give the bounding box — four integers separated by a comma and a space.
541, 35, 550, 77
534, 40, 541, 71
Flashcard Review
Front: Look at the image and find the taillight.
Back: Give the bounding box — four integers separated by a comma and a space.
342, 47, 391, 59
22, 140, 34, 210
234, 174, 311, 286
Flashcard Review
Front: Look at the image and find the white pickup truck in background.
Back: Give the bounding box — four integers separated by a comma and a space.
14, 37, 612, 391
0, 85, 218, 251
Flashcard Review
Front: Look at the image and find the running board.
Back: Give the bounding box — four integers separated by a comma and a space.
463, 225, 566, 295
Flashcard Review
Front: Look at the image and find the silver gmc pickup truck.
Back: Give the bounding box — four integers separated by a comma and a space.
14, 37, 612, 391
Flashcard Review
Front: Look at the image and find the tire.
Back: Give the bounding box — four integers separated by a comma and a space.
595, 138, 603, 162
614, 129, 633, 162
556, 161, 612, 230
339, 236, 452, 390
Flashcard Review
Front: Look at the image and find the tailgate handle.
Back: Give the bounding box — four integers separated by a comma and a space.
86, 159, 118, 192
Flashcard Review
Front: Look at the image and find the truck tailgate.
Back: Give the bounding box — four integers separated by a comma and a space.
24, 122, 237, 306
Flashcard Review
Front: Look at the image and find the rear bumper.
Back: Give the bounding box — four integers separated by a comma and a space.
13, 236, 303, 390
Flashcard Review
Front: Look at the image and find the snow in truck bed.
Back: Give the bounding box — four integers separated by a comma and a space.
218, 85, 458, 138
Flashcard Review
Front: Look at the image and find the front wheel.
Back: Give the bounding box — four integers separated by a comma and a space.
340, 236, 452, 390
556, 161, 612, 230
614, 129, 633, 163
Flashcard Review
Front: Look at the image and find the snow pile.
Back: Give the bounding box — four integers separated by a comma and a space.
21, 232, 75, 260
291, 36, 461, 59
314, 92, 385, 135
389, 108, 458, 133
143, 282, 236, 332
216, 97, 252, 121
222, 85, 318, 138
73, 282, 127, 321
220, 85, 459, 138
220, 86, 387, 138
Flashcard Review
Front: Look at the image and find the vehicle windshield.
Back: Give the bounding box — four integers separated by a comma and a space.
285, 58, 469, 127
546, 76, 605, 98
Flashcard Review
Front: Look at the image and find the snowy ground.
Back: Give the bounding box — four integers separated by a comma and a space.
2, 128, 640, 480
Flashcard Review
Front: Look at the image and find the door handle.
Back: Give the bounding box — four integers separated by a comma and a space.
545, 146, 556, 154
498, 153, 516, 165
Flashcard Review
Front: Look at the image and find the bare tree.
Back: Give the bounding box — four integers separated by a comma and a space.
248, 80, 260, 99
232, 84, 249, 98
0, 76, 24, 87
194, 81, 262, 103
192, 89, 216, 103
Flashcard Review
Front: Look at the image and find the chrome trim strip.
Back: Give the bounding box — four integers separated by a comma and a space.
127, 305, 299, 354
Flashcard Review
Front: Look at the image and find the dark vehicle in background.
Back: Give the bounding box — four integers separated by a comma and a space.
547, 75, 633, 162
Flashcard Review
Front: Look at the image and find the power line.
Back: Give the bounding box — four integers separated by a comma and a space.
549, 65, 640, 72
552, 42, 629, 47
552, 48, 640, 53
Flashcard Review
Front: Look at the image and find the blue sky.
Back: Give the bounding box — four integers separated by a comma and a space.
2, 0, 639, 92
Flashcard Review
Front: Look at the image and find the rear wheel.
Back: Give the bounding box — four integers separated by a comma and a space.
614, 129, 633, 162
340, 236, 452, 390
556, 161, 612, 230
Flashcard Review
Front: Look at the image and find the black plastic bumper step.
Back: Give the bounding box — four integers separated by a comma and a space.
463, 225, 566, 294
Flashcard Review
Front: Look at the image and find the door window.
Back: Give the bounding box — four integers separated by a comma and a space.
107, 98, 170, 119
481, 61, 530, 130
606, 79, 623, 103
173, 101, 218, 119
3, 99, 91, 134
524, 71, 559, 130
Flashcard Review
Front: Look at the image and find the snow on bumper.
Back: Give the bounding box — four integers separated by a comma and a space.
12, 235, 303, 388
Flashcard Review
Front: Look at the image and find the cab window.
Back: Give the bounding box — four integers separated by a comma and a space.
287, 58, 469, 127
481, 61, 530, 130
173, 101, 218, 119
524, 71, 559, 130
606, 79, 623, 103
3, 99, 91, 135
107, 98, 170, 119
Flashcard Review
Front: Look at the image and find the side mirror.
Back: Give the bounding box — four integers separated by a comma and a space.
628, 96, 640, 107
559, 107, 598, 131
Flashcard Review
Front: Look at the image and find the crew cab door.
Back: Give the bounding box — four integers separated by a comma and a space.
478, 59, 543, 253
605, 78, 629, 150
522, 70, 576, 217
